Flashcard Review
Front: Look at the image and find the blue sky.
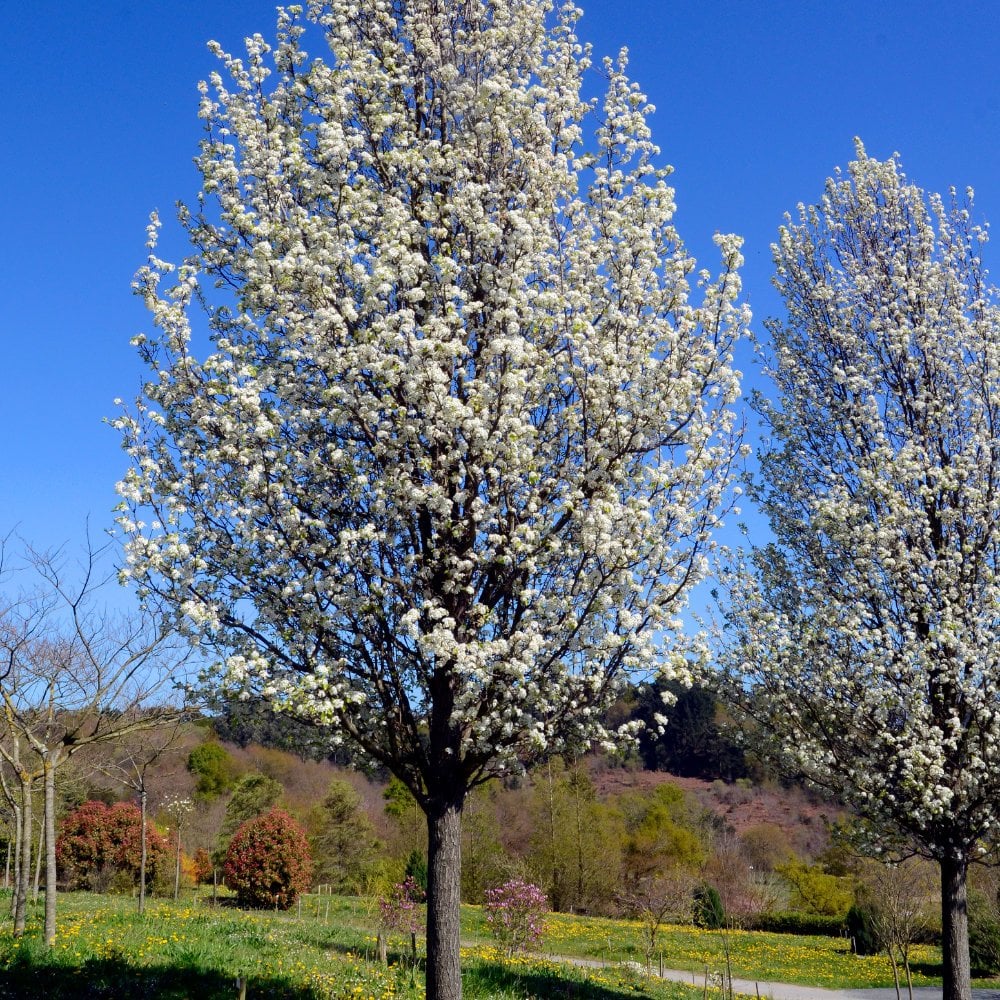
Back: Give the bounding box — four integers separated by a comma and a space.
3, 0, 1000, 578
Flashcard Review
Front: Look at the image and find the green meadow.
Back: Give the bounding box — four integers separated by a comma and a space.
0, 891, 964, 999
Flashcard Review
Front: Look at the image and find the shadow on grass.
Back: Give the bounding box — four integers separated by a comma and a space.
0, 955, 322, 1000
465, 957, 672, 1000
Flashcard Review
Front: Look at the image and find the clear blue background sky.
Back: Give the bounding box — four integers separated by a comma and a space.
3, 0, 1000, 569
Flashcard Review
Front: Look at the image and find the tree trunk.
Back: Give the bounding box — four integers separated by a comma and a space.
9, 802, 21, 918
941, 854, 971, 1000
13, 776, 32, 936
139, 787, 148, 915
43, 758, 57, 947
32, 816, 43, 901
426, 795, 464, 1000
887, 943, 901, 1000
545, 760, 562, 910
174, 826, 182, 901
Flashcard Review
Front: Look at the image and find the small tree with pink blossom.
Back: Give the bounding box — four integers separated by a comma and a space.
378, 875, 425, 976
484, 879, 547, 958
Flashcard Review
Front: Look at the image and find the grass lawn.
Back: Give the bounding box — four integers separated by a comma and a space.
0, 892, 731, 1000
0, 890, 986, 998
317, 895, 947, 991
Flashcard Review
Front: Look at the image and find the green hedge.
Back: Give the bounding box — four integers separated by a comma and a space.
745, 911, 847, 937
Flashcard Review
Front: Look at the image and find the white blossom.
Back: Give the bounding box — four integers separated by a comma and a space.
118, 2, 744, 798
724, 140, 1000, 1000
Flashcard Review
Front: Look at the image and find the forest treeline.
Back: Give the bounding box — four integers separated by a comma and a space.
9, 683, 1000, 977
0, 685, 880, 928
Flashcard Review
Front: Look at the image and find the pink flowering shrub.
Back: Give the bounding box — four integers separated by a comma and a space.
223, 808, 313, 909
379, 875, 426, 935
484, 879, 547, 957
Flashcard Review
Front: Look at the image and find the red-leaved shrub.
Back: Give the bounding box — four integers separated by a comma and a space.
57, 800, 170, 891
223, 808, 313, 909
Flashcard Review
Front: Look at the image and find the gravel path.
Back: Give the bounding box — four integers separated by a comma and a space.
652, 965, 1000, 1000
545, 953, 1000, 1000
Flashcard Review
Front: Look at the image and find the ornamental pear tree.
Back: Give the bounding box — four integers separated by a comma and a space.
116, 2, 745, 997
723, 141, 1000, 1000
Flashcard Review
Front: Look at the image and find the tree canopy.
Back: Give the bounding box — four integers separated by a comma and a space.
116, 2, 745, 996
725, 140, 1000, 1000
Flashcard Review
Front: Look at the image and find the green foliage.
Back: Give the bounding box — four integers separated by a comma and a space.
383, 777, 417, 819
527, 760, 624, 913
187, 741, 239, 800
461, 785, 509, 903
223, 808, 313, 909
747, 911, 848, 937
215, 773, 283, 865
382, 776, 424, 859
845, 903, 881, 956
739, 823, 795, 872
404, 850, 428, 893
692, 884, 725, 929
618, 784, 707, 887
633, 679, 749, 781
969, 907, 1000, 976
306, 779, 382, 894
776, 860, 855, 917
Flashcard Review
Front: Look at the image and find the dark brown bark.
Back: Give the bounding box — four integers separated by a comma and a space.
941, 854, 971, 1000
426, 795, 464, 1000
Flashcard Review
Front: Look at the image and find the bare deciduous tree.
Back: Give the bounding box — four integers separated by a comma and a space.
0, 539, 192, 944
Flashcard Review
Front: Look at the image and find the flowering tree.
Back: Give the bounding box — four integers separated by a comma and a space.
724, 141, 1000, 1000
379, 875, 427, 937
116, 2, 745, 996
379, 874, 426, 970
223, 808, 313, 909
484, 879, 547, 957
162, 795, 194, 900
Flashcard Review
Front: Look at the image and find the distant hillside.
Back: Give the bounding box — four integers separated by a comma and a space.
589, 762, 843, 860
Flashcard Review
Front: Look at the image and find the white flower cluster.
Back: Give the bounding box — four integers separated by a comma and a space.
116, 0, 745, 798
729, 140, 1000, 859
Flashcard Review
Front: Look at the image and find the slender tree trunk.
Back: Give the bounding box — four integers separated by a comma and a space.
43, 758, 56, 947
9, 803, 21, 918
426, 795, 464, 1000
941, 854, 971, 1000
32, 817, 43, 901
4, 838, 10, 889
174, 827, 182, 901
13, 777, 32, 935
545, 761, 561, 910
139, 787, 148, 915
887, 944, 901, 1000
573, 776, 584, 911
